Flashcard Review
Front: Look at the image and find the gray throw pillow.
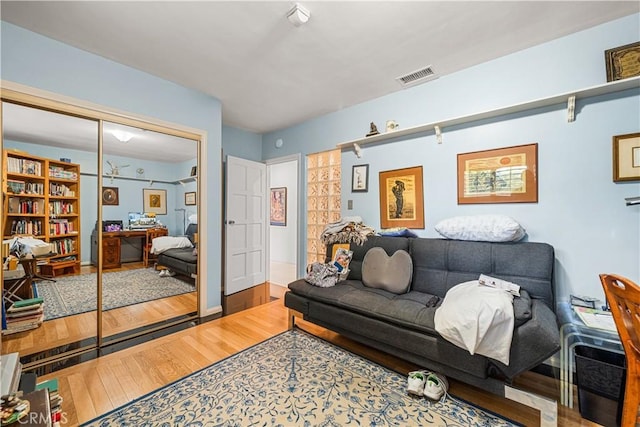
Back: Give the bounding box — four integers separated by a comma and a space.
361, 247, 413, 294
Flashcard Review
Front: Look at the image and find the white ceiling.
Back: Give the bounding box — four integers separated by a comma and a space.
1, 1, 638, 159
2, 102, 198, 163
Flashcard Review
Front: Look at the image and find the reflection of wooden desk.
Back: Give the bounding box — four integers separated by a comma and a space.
101, 230, 147, 269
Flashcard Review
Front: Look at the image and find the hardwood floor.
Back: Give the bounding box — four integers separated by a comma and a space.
2, 262, 197, 357
34, 298, 598, 426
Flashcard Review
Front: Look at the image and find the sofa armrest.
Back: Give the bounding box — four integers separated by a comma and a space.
497, 299, 560, 379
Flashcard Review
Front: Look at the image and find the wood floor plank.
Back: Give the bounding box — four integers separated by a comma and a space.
107, 359, 144, 403
66, 372, 98, 422
95, 363, 131, 409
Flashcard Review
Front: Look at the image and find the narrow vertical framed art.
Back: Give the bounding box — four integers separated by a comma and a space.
270, 187, 287, 226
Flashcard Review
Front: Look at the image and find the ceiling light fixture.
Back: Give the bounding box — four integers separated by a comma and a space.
111, 130, 135, 143
287, 3, 310, 27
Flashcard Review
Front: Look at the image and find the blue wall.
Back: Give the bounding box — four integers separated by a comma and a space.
262, 13, 640, 302
222, 125, 262, 162
1, 22, 223, 311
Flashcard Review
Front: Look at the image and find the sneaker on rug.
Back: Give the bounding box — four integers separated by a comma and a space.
159, 269, 167, 277
407, 371, 427, 396
165, 270, 176, 277
423, 372, 449, 401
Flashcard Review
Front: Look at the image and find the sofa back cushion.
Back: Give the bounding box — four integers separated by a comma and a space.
361, 247, 413, 294
410, 238, 555, 310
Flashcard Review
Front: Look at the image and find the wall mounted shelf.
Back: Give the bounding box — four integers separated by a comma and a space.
80, 172, 197, 185
337, 76, 640, 152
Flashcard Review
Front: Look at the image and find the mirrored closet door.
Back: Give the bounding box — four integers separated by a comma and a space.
99, 122, 199, 343
1, 89, 201, 373
1, 102, 99, 373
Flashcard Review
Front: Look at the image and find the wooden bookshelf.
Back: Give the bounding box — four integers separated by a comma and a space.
2, 149, 81, 275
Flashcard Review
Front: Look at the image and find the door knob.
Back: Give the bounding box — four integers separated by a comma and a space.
228, 220, 235, 225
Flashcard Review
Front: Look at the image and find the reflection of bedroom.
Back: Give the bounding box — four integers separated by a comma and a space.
3, 139, 198, 267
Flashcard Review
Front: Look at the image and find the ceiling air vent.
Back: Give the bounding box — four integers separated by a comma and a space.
396, 65, 438, 88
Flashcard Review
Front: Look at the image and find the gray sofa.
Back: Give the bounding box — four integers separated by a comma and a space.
285, 236, 560, 399
156, 223, 198, 278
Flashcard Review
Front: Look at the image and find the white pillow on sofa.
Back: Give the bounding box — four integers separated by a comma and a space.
434, 215, 525, 242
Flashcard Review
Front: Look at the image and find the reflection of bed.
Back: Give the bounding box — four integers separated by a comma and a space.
156, 223, 198, 278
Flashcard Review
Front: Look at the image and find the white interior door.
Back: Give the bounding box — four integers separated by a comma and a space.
225, 155, 267, 296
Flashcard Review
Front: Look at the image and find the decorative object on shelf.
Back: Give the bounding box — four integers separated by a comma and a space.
378, 166, 424, 229
270, 187, 287, 226
613, 132, 640, 182
351, 164, 369, 192
136, 168, 145, 179
605, 41, 640, 82
457, 143, 538, 204
106, 160, 129, 176
190, 166, 197, 177
59, 157, 71, 163
337, 78, 639, 153
366, 122, 379, 137
102, 187, 119, 206
143, 188, 167, 215
185, 191, 196, 206
386, 120, 399, 132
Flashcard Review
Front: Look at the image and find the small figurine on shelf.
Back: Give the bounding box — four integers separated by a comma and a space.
366, 122, 379, 137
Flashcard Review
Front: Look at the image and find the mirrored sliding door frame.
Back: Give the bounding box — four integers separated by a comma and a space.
1, 82, 204, 370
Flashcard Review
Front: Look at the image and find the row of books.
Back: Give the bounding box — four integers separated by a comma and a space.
9, 219, 44, 236
7, 179, 45, 195
8, 197, 44, 214
49, 165, 77, 180
49, 238, 75, 256
3, 298, 45, 335
49, 200, 74, 215
49, 219, 75, 236
6, 157, 43, 176
49, 183, 75, 197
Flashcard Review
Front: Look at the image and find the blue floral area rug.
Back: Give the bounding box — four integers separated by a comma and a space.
35, 269, 195, 320
82, 329, 520, 426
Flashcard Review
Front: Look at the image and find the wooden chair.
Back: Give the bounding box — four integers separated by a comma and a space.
143, 227, 168, 268
599, 273, 640, 427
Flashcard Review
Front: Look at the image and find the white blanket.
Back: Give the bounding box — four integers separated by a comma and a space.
434, 280, 515, 365
151, 236, 193, 254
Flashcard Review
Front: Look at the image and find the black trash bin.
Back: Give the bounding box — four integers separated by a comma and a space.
574, 345, 626, 427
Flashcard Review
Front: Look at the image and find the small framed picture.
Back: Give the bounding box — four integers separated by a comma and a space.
190, 166, 197, 176
185, 191, 197, 205
352, 164, 369, 192
613, 132, 640, 182
102, 187, 119, 206
270, 187, 287, 226
143, 188, 167, 215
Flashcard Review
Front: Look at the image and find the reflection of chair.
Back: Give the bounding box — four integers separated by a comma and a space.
599, 273, 640, 427
143, 228, 168, 268
3, 257, 54, 309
